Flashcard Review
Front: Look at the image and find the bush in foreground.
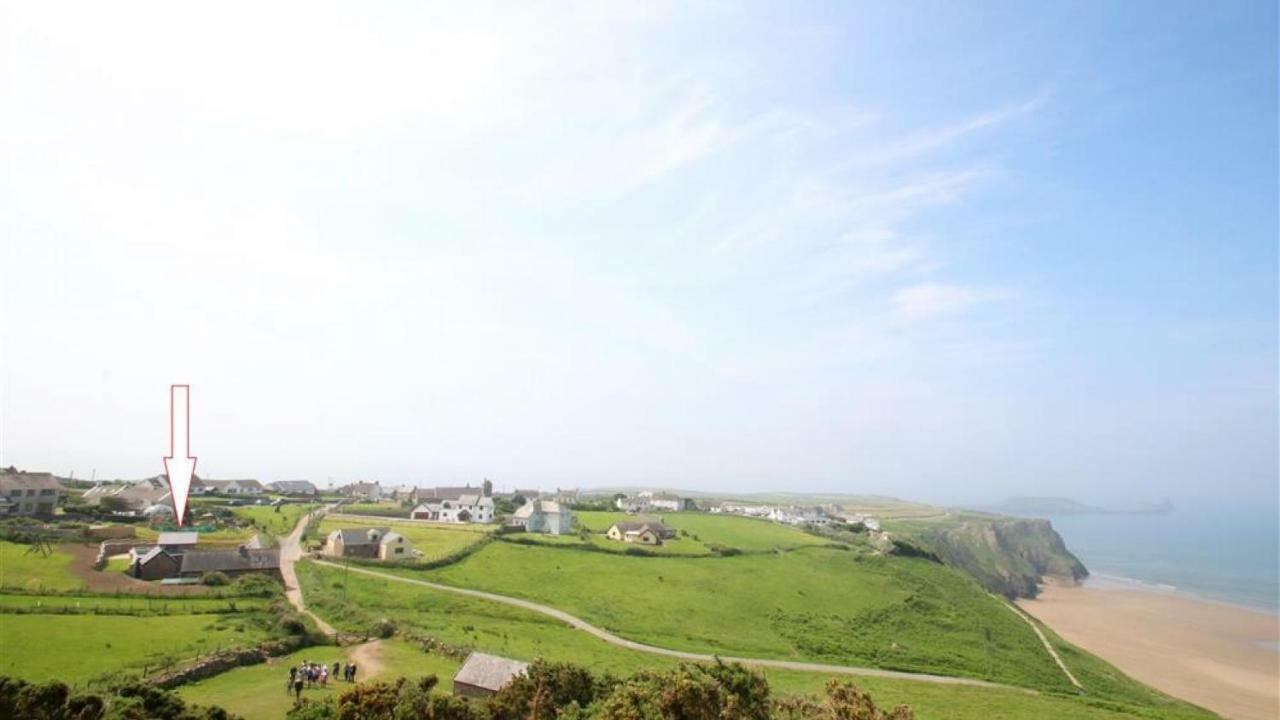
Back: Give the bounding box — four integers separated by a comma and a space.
0, 677, 236, 720
284, 659, 913, 720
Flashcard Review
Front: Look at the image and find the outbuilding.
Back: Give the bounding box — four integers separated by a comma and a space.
452, 652, 528, 699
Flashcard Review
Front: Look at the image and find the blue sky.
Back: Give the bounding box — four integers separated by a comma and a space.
1, 2, 1275, 506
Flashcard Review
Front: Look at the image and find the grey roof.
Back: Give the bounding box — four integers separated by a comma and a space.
269, 480, 317, 493
453, 652, 528, 692
416, 485, 479, 501
0, 471, 61, 492
136, 546, 171, 565
157, 532, 199, 546
180, 548, 280, 574
333, 527, 391, 546
611, 521, 672, 535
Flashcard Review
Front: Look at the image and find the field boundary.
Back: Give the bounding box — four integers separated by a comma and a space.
310, 559, 1032, 693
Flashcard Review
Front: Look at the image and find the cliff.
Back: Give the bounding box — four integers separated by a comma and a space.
905, 516, 1088, 600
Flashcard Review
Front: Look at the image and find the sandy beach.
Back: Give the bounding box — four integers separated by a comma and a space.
1017, 581, 1279, 720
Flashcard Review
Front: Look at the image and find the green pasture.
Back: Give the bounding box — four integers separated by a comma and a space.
0, 612, 276, 684
0, 541, 82, 591
0, 592, 271, 614
233, 503, 320, 536
574, 511, 828, 551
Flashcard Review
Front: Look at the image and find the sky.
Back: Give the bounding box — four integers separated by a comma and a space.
1, 2, 1276, 506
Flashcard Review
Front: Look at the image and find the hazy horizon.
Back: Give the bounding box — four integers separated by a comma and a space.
2, 2, 1276, 509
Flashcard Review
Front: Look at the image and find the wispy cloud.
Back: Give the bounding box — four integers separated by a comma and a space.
891, 283, 1014, 322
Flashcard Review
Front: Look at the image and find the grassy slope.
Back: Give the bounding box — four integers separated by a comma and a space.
0, 612, 274, 684
403, 541, 1074, 691
0, 541, 81, 591
233, 503, 320, 536
317, 517, 492, 562
296, 561, 1212, 720
177, 640, 459, 720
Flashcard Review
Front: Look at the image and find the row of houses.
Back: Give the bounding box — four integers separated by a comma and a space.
128, 532, 281, 581
614, 491, 697, 513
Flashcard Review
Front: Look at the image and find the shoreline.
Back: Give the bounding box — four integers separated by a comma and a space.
1018, 580, 1279, 720
1082, 571, 1279, 616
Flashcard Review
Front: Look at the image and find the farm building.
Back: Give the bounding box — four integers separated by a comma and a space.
606, 520, 677, 546
0, 469, 64, 517
178, 547, 282, 579
411, 494, 494, 523
324, 527, 413, 560
129, 547, 181, 580
508, 499, 573, 535
452, 652, 528, 699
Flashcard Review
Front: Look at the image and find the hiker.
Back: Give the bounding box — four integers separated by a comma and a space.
349, 663, 358, 682
333, 661, 341, 678
319, 665, 328, 687
293, 678, 304, 704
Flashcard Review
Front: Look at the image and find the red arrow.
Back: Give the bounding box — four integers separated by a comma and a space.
163, 384, 198, 526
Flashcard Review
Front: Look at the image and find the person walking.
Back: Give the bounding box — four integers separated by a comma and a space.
293, 678, 304, 704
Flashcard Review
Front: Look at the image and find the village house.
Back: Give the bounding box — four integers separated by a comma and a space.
385, 485, 417, 503
82, 480, 169, 512
452, 652, 529, 699
337, 481, 382, 501
411, 479, 493, 505
410, 493, 494, 523
615, 491, 696, 514
554, 488, 579, 505
767, 506, 830, 526
0, 469, 64, 517
267, 480, 319, 497
606, 520, 677, 546
324, 527, 413, 560
508, 499, 573, 535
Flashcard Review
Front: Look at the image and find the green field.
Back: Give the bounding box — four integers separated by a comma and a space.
233, 503, 320, 536
0, 612, 276, 685
577, 511, 829, 551
177, 640, 459, 720
318, 516, 492, 562
0, 541, 82, 591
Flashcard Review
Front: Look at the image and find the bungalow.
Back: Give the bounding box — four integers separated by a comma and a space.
178, 546, 281, 579
268, 480, 319, 497
508, 499, 573, 535
606, 520, 676, 546
201, 479, 264, 496
82, 480, 168, 512
411, 494, 494, 523
324, 527, 413, 560
0, 469, 64, 517
452, 652, 528, 699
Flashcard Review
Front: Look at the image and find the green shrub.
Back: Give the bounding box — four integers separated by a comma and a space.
372, 617, 396, 639
200, 571, 230, 586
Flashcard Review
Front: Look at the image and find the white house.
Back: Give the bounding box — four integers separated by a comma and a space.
509, 499, 573, 535
411, 493, 495, 523
202, 479, 265, 496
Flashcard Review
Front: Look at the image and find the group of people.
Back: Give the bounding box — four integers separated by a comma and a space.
287, 660, 359, 701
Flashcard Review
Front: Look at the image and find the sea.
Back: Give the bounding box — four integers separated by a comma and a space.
1033, 503, 1279, 614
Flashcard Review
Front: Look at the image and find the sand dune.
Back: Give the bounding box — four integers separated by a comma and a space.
1018, 581, 1279, 720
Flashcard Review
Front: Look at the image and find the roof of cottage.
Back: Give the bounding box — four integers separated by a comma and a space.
180, 548, 280, 574
453, 652, 529, 692
331, 527, 392, 546
157, 532, 199, 546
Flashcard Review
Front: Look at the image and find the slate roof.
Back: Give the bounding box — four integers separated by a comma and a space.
180, 548, 280, 574
0, 471, 61, 492
453, 652, 528, 692
136, 547, 174, 565
610, 521, 673, 535
416, 485, 479, 501
513, 499, 566, 518
269, 480, 317, 494
333, 527, 391, 546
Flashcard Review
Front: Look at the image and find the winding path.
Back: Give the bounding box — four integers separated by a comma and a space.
311, 559, 1028, 692
279, 505, 336, 636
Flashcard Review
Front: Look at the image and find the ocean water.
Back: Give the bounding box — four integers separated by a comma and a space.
1041, 504, 1279, 614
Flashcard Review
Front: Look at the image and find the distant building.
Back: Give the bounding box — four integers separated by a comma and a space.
554, 488, 579, 505
201, 479, 265, 496
615, 492, 695, 514
324, 526, 412, 560
411, 494, 494, 523
0, 469, 64, 517
336, 481, 382, 501
509, 499, 573, 535
452, 652, 528, 699
606, 520, 676, 546
82, 479, 168, 512
412, 480, 493, 505
268, 480, 319, 497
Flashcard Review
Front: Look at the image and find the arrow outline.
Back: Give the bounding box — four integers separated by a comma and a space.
163, 384, 198, 527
